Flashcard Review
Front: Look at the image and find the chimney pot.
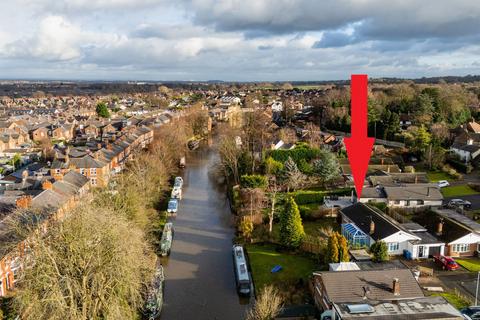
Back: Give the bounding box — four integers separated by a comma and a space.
16, 195, 32, 209
369, 218, 375, 235
436, 218, 444, 235
392, 278, 400, 295
42, 180, 53, 190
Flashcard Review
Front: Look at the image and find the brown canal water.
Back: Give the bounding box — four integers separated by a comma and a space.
160, 140, 251, 320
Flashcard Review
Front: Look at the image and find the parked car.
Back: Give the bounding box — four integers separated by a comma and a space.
167, 199, 178, 214
437, 180, 450, 188
433, 255, 459, 271
171, 187, 182, 200
447, 198, 472, 209
174, 176, 183, 189
461, 306, 480, 320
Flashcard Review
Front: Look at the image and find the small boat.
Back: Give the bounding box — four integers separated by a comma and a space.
187, 140, 200, 150
159, 223, 174, 256
179, 156, 186, 168
143, 264, 165, 320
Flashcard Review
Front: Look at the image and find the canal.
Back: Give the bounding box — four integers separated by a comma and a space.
161, 141, 250, 320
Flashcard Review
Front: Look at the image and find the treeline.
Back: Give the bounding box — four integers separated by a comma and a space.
1, 109, 208, 320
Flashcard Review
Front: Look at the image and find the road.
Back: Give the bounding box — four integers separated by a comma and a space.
161, 141, 250, 320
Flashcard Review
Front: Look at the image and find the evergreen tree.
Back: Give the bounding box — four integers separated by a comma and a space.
370, 241, 389, 262
96, 102, 110, 118
283, 157, 306, 192
338, 233, 350, 262
279, 197, 305, 249
313, 149, 340, 183
414, 125, 432, 157
325, 232, 339, 263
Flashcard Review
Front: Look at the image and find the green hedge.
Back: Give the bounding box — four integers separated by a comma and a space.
269, 144, 321, 163
293, 188, 351, 205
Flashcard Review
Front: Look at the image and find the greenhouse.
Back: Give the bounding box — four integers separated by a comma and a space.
342, 223, 369, 247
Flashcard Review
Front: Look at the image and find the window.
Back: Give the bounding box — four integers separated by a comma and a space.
91, 178, 97, 186
452, 243, 469, 253
80, 168, 86, 175
387, 242, 400, 252
393, 200, 401, 205
90, 168, 97, 176
55, 169, 61, 174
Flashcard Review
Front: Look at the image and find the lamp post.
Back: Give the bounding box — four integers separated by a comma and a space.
476, 271, 480, 306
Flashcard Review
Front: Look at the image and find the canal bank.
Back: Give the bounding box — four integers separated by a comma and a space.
161, 141, 250, 320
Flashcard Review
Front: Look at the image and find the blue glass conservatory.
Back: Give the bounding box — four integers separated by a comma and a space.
342, 223, 369, 247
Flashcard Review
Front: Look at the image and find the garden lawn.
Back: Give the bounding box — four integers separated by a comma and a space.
427, 171, 452, 182
456, 258, 480, 272
247, 243, 317, 293
431, 292, 470, 309
303, 219, 339, 237
441, 185, 479, 197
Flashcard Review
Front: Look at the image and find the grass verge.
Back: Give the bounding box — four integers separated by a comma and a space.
441, 185, 479, 197
456, 258, 480, 272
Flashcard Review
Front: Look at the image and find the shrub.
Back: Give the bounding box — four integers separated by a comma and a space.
264, 157, 284, 175
370, 241, 389, 262
404, 166, 415, 173
240, 174, 268, 189
298, 159, 313, 175
298, 204, 315, 220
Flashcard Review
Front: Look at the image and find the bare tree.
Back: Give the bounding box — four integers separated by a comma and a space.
267, 177, 280, 234
218, 134, 243, 184
240, 188, 266, 223
246, 285, 283, 320
13, 204, 156, 320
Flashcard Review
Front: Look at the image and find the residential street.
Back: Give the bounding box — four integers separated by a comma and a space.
161, 141, 250, 320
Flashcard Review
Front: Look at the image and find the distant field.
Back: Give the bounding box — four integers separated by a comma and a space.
441, 185, 479, 197
293, 85, 323, 90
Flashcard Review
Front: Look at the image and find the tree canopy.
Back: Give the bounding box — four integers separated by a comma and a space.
96, 102, 110, 118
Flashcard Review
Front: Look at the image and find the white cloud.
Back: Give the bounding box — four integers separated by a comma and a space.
1, 1, 480, 80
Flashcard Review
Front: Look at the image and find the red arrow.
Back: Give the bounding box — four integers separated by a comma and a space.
344, 74, 375, 199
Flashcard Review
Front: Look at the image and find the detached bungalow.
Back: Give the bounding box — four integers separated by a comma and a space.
341, 203, 443, 258
359, 185, 443, 208
341, 203, 419, 255
415, 209, 480, 257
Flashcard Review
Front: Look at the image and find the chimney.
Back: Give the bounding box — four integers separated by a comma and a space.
436, 218, 444, 235
392, 278, 400, 296
97, 143, 102, 150
16, 195, 32, 209
107, 143, 113, 151
42, 180, 53, 190
21, 170, 28, 185
369, 217, 375, 235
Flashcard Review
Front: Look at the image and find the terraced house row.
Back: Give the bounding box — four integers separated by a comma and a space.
0, 125, 154, 297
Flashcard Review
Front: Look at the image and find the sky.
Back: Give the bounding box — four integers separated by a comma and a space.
1, 0, 480, 81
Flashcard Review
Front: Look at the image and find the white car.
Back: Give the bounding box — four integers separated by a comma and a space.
171, 187, 182, 200
437, 180, 450, 188
174, 176, 183, 189
167, 199, 178, 214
